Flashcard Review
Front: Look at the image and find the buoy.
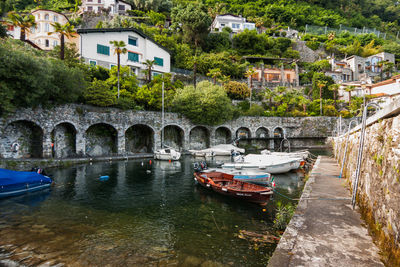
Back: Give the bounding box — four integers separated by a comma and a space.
146, 170, 151, 174
149, 160, 152, 165
169, 159, 171, 163
141, 162, 144, 166
99, 175, 109, 181
262, 209, 266, 212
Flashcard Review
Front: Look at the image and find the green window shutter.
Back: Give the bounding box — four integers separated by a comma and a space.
128, 52, 139, 62
154, 57, 163, 66
128, 37, 137, 46
97, 44, 110, 56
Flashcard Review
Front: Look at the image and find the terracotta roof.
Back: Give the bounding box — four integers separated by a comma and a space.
370, 93, 387, 97
371, 75, 400, 88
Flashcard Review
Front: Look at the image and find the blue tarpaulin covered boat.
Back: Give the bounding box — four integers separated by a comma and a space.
0, 168, 52, 199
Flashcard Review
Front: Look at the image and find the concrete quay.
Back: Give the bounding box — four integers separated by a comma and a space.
268, 156, 384, 267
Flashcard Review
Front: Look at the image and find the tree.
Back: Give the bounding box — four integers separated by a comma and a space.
328, 83, 340, 108
0, 24, 7, 38
142, 59, 156, 83
173, 81, 235, 125
344, 85, 355, 106
207, 68, 222, 85
109, 40, 127, 98
48, 22, 76, 60
297, 96, 310, 113
264, 88, 276, 107
171, 3, 211, 49
84, 79, 115, 107
245, 67, 257, 107
317, 80, 327, 115
5, 11, 36, 41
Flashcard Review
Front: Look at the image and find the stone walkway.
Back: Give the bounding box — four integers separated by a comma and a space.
268, 156, 384, 267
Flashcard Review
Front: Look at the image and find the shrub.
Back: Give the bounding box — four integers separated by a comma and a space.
84, 79, 116, 107
306, 40, 320, 50
224, 81, 250, 100
245, 104, 265, 116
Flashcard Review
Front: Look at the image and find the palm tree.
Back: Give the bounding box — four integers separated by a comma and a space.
6, 11, 36, 41
317, 80, 327, 115
48, 22, 76, 60
297, 96, 310, 113
328, 84, 340, 108
344, 85, 355, 106
143, 59, 156, 83
109, 40, 128, 98
245, 67, 257, 107
264, 88, 276, 107
207, 68, 222, 85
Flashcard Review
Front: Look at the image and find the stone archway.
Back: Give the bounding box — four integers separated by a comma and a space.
1, 120, 43, 158
51, 122, 77, 158
162, 125, 184, 150
236, 127, 251, 139
256, 127, 269, 138
125, 124, 154, 153
215, 127, 232, 144
189, 126, 210, 150
85, 123, 117, 156
273, 127, 285, 151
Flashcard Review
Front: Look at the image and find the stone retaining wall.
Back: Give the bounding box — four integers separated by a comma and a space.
333, 114, 400, 265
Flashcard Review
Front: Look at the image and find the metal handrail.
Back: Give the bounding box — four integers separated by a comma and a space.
339, 119, 359, 178
351, 102, 380, 209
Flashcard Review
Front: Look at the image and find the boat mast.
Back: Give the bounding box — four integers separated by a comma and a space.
161, 74, 165, 148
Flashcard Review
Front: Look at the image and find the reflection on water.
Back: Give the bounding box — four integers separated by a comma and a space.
0, 155, 308, 266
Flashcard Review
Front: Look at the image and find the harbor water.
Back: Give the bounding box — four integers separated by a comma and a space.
0, 155, 313, 266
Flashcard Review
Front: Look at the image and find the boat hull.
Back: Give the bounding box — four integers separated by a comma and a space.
194, 172, 273, 204
0, 183, 51, 198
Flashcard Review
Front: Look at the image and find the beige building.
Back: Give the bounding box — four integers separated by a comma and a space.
254, 68, 297, 84
27, 9, 78, 51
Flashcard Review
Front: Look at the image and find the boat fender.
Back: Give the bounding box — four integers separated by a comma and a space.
11, 142, 20, 152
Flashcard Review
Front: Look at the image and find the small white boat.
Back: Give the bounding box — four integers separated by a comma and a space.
154, 147, 181, 161
223, 154, 304, 174
189, 144, 245, 157
261, 149, 310, 160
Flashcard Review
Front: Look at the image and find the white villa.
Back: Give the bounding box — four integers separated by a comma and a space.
211, 14, 255, 33
77, 28, 171, 77
81, 0, 132, 14
6, 9, 78, 50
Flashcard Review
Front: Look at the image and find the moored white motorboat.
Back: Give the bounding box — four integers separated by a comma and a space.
261, 149, 310, 160
154, 147, 181, 161
223, 154, 304, 174
189, 144, 245, 157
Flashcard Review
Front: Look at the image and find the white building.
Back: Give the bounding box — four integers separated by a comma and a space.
82, 0, 131, 14
211, 14, 255, 33
369, 74, 400, 107
5, 9, 78, 50
78, 28, 171, 77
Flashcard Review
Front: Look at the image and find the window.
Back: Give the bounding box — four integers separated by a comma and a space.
232, 23, 240, 29
98, 7, 101, 12
118, 5, 125, 10
98, 0, 101, 3
37, 14, 40, 20
154, 57, 163, 67
37, 39, 41, 44
45, 23, 49, 32
30, 26, 35, 33
128, 36, 137, 46
89, 60, 97, 66
220, 23, 225, 27
97, 44, 110, 55
152, 71, 161, 77
45, 14, 49, 20
128, 52, 139, 62
87, 6, 93, 11
53, 40, 58, 47
87, 0, 93, 2
110, 64, 116, 69
45, 39, 49, 47
37, 24, 40, 32
53, 15, 58, 22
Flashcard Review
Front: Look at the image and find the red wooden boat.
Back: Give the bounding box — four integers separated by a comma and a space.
194, 171, 273, 205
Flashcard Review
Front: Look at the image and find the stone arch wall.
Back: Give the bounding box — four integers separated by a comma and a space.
51, 122, 77, 158
162, 124, 185, 150
189, 126, 210, 150
1, 120, 44, 159
85, 123, 118, 156
125, 124, 154, 153
236, 127, 251, 139
0, 105, 341, 158
215, 126, 232, 144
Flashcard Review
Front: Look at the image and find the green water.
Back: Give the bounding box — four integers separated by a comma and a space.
0, 156, 307, 266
